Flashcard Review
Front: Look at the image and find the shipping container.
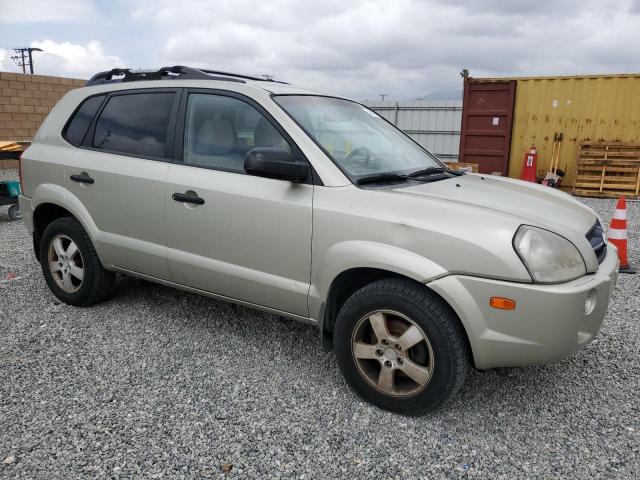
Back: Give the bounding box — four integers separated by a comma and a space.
459, 74, 640, 187
458, 81, 515, 175
362, 100, 462, 161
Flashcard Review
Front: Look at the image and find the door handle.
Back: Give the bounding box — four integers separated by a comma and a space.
172, 192, 205, 205
70, 173, 94, 184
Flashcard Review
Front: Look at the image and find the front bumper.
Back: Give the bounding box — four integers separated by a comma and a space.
428, 243, 619, 369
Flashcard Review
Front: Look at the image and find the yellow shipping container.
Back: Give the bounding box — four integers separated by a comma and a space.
505, 74, 640, 187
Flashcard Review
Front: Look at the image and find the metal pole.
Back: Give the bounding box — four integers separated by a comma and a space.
11, 48, 42, 74
27, 48, 42, 74
28, 49, 34, 74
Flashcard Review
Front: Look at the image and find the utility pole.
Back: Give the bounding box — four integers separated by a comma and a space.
27, 48, 43, 74
11, 47, 43, 74
379, 94, 388, 102
11, 49, 26, 73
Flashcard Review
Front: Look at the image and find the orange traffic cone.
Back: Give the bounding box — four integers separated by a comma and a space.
607, 197, 635, 274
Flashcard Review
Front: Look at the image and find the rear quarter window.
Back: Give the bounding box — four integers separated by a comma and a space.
63, 95, 105, 146
92, 92, 176, 159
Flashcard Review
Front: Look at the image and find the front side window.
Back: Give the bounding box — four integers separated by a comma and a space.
183, 93, 290, 173
274, 95, 442, 181
64, 95, 105, 146
93, 92, 175, 158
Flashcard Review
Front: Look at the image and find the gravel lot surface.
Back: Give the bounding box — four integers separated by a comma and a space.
1, 168, 638, 479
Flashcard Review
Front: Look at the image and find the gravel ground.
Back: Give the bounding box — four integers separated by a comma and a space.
1, 168, 638, 479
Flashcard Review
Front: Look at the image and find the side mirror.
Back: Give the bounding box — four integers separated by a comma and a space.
244, 147, 309, 183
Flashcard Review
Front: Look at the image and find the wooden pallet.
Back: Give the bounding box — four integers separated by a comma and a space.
573, 142, 640, 198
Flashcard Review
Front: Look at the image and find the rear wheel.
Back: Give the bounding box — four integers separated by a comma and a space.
334, 278, 469, 415
40, 217, 116, 306
7, 204, 21, 221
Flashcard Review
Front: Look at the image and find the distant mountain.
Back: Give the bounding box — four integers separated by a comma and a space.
416, 90, 463, 100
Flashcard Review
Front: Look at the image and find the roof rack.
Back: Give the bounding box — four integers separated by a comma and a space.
198, 68, 288, 84
86, 66, 288, 86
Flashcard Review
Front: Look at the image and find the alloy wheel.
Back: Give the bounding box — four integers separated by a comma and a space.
351, 310, 435, 397
47, 234, 84, 293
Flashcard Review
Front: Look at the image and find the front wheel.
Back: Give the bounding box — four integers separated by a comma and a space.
334, 278, 469, 415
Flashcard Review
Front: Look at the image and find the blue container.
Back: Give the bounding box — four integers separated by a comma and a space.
6, 180, 21, 197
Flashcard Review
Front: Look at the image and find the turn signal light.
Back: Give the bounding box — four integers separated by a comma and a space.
490, 297, 516, 310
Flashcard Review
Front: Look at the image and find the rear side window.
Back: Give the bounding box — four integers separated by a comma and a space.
63, 95, 104, 146
93, 92, 175, 158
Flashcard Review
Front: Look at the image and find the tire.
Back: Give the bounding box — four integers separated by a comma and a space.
7, 204, 22, 221
333, 278, 469, 415
39, 217, 116, 306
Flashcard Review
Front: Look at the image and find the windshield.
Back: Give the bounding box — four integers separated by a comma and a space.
273, 95, 443, 181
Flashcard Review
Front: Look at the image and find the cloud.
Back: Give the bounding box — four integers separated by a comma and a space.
2, 0, 639, 98
0, 40, 123, 78
125, 0, 640, 99
0, 0, 95, 23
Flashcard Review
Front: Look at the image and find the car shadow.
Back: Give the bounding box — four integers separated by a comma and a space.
101, 274, 583, 419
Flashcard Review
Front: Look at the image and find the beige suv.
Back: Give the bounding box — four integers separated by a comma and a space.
19, 66, 618, 414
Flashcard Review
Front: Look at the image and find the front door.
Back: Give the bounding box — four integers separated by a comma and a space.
163, 91, 313, 316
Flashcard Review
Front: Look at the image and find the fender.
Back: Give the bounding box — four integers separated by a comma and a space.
30, 183, 111, 265
308, 240, 448, 321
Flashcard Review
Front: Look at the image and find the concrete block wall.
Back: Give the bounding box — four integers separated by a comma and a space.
0, 71, 85, 142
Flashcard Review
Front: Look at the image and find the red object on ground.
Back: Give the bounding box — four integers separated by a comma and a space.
520, 146, 537, 182
607, 197, 636, 274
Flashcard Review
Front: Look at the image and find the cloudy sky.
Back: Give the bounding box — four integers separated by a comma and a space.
1, 0, 639, 99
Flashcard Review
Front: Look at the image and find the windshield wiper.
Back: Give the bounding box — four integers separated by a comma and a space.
408, 166, 463, 178
356, 166, 464, 186
356, 173, 411, 185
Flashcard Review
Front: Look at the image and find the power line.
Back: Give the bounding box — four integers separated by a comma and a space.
11, 47, 43, 74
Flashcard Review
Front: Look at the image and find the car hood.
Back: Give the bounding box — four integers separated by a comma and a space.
391, 173, 597, 234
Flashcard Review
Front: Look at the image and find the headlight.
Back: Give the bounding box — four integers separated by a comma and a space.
513, 225, 586, 284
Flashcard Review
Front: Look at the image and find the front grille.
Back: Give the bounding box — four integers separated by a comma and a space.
586, 220, 606, 264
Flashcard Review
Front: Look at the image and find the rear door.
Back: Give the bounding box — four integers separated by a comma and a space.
64, 89, 180, 279
163, 90, 313, 316
458, 80, 516, 175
